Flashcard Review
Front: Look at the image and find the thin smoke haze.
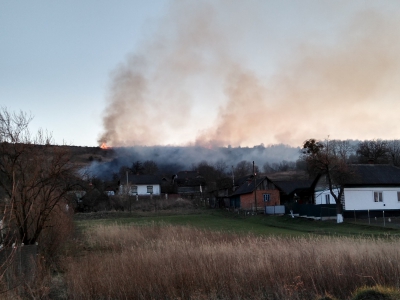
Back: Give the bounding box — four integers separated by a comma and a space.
99, 1, 400, 148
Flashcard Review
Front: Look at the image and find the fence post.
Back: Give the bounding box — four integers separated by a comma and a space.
383, 211, 385, 227
368, 209, 370, 225
354, 209, 356, 222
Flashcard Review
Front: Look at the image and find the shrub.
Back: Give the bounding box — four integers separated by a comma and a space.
351, 285, 400, 300
38, 204, 75, 268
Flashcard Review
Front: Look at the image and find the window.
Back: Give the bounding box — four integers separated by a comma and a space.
325, 194, 330, 204
131, 186, 137, 194
374, 191, 383, 202
147, 186, 153, 194
263, 194, 271, 202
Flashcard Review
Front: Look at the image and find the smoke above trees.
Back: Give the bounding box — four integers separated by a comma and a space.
99, 0, 400, 148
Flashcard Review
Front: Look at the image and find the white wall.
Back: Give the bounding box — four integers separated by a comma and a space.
120, 184, 161, 196
344, 187, 400, 210
315, 189, 338, 205
135, 184, 161, 195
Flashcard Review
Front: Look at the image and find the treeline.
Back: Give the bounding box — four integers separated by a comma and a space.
87, 139, 400, 184
300, 139, 400, 166
86, 143, 300, 179
102, 159, 299, 183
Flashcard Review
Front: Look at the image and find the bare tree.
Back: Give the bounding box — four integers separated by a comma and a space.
302, 139, 354, 223
213, 159, 228, 176
131, 160, 144, 175
262, 162, 275, 173
386, 140, 400, 167
356, 139, 389, 164
142, 160, 159, 175
234, 160, 259, 178
193, 161, 218, 183
0, 108, 76, 245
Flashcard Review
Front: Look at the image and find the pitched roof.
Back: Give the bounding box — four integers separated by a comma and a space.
231, 176, 268, 196
273, 180, 315, 195
346, 164, 400, 186
234, 175, 254, 187
127, 175, 161, 185
175, 170, 205, 186
176, 171, 200, 179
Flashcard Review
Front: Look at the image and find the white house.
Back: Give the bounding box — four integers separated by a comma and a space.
315, 164, 400, 212
314, 188, 338, 205
344, 187, 400, 211
119, 175, 161, 196
342, 164, 400, 211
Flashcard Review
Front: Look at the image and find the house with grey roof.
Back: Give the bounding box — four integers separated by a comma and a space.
119, 175, 161, 196
316, 164, 400, 216
342, 164, 400, 212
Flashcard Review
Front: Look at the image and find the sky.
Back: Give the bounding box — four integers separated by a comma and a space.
1, 0, 400, 148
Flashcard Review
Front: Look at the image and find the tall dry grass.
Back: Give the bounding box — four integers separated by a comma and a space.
64, 224, 400, 299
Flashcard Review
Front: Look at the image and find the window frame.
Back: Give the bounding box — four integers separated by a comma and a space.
131, 185, 138, 194
374, 191, 383, 202
263, 193, 271, 202
325, 194, 330, 204
147, 186, 153, 194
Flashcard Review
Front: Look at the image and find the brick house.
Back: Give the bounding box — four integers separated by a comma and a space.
230, 175, 280, 211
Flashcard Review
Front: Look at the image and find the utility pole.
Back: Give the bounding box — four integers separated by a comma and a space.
231, 166, 235, 190
253, 161, 257, 213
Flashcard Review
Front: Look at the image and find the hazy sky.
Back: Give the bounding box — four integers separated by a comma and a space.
2, 1, 400, 147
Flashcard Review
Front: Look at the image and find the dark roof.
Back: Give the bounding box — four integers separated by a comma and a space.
346, 164, 400, 186
127, 175, 161, 185
176, 171, 200, 179
265, 171, 309, 181
175, 171, 205, 186
273, 180, 315, 195
234, 175, 255, 187
231, 176, 268, 196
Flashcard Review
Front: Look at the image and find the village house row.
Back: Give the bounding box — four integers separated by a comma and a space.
72, 164, 400, 219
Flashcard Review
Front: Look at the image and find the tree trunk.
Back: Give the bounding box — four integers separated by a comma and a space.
336, 200, 343, 223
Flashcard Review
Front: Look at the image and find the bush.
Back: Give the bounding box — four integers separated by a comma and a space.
351, 286, 400, 300
38, 204, 75, 268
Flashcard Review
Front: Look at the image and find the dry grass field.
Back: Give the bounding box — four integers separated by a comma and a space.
62, 222, 400, 300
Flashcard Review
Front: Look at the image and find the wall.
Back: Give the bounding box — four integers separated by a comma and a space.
240, 190, 280, 210
315, 188, 338, 205
344, 187, 400, 211
120, 184, 161, 196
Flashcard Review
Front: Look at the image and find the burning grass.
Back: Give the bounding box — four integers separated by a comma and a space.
64, 223, 400, 300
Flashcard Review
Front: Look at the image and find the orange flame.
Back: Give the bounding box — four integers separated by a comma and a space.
100, 143, 111, 149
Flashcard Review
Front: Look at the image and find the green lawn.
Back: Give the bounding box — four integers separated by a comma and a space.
74, 209, 400, 238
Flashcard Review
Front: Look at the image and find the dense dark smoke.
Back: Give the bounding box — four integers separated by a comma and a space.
86, 144, 300, 179
99, 1, 400, 148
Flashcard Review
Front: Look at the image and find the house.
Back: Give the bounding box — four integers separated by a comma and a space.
208, 177, 235, 208
174, 171, 206, 196
229, 175, 280, 211
104, 180, 120, 197
316, 164, 400, 217
314, 188, 338, 205
119, 175, 161, 196
273, 179, 318, 205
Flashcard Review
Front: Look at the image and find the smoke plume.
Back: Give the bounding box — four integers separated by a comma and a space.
99, 0, 400, 148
